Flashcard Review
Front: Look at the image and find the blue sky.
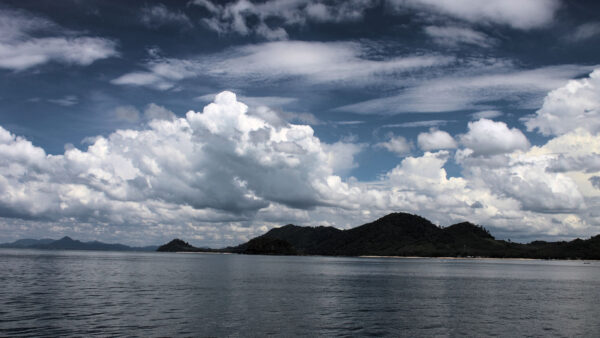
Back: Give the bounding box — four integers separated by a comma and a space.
1, 0, 600, 246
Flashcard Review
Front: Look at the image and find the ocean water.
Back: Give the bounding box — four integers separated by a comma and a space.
1, 249, 599, 337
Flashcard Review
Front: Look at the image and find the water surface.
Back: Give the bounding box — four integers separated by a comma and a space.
1, 249, 599, 336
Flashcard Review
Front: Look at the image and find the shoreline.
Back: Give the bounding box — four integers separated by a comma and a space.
170, 250, 599, 262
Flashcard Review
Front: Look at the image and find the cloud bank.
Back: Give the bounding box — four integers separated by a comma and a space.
3, 70, 600, 245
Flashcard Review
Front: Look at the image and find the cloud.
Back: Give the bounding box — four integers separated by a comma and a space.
424, 26, 494, 48
196, 93, 298, 109
569, 22, 600, 42
2, 92, 600, 244
393, 0, 560, 30
112, 40, 453, 90
322, 141, 365, 176
547, 154, 600, 174
460, 119, 529, 156
375, 134, 412, 156
143, 103, 176, 121
417, 128, 457, 151
383, 120, 452, 128
191, 0, 376, 40
471, 110, 502, 119
0, 8, 118, 71
590, 176, 600, 190
0, 92, 362, 227
337, 64, 593, 114
524, 68, 600, 136
140, 4, 193, 29
113, 105, 140, 122
48, 95, 78, 107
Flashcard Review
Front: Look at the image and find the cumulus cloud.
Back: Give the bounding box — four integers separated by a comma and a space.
547, 154, 600, 173
0, 8, 118, 71
322, 141, 365, 176
394, 0, 560, 30
424, 26, 494, 48
375, 135, 412, 156
112, 40, 453, 90
2, 91, 600, 245
0, 92, 362, 228
590, 176, 600, 190
417, 128, 457, 151
524, 69, 600, 136
143, 103, 176, 121
191, 0, 375, 40
459, 119, 529, 156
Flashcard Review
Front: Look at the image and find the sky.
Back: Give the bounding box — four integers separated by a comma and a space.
1, 0, 600, 246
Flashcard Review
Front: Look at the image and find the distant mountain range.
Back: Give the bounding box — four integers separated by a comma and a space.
158, 213, 600, 259
0, 236, 157, 252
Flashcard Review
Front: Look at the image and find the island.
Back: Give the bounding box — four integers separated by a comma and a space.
157, 212, 600, 259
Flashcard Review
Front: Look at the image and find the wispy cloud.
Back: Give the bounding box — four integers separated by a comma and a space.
392, 0, 560, 30
424, 26, 495, 48
112, 40, 453, 90
0, 8, 118, 71
48, 95, 78, 107
383, 120, 453, 128
336, 64, 595, 115
140, 4, 193, 29
568, 22, 600, 42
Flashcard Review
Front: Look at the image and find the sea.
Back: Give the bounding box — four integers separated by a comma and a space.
1, 249, 599, 337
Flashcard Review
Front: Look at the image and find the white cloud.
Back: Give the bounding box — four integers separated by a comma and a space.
524, 68, 600, 136
0, 92, 362, 230
322, 141, 365, 176
143, 103, 176, 121
375, 134, 412, 156
424, 26, 494, 48
459, 119, 529, 156
394, 0, 560, 30
471, 110, 502, 119
2, 91, 600, 245
383, 120, 453, 128
140, 4, 193, 29
196, 93, 298, 109
112, 40, 453, 90
417, 128, 457, 151
0, 9, 118, 71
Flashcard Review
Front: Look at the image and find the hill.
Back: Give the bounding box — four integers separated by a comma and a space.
158, 212, 600, 259
0, 236, 157, 252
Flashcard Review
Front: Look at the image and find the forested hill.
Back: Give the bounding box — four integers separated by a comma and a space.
158, 213, 600, 259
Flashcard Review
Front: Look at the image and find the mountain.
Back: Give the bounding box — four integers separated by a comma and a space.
157, 239, 202, 252
0, 238, 55, 248
159, 212, 600, 259
0, 236, 157, 252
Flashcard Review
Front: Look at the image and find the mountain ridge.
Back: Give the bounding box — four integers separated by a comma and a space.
0, 236, 157, 251
158, 212, 600, 259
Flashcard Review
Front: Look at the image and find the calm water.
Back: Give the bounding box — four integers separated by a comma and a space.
1, 250, 599, 337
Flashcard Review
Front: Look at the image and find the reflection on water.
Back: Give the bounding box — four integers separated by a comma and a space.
1, 249, 599, 336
